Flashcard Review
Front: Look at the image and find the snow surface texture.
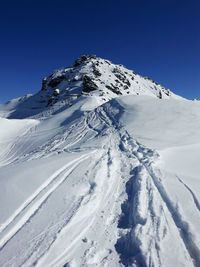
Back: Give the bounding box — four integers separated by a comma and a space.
0, 55, 200, 267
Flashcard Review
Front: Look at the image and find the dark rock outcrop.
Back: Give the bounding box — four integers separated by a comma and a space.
73, 55, 97, 67
48, 75, 66, 88
41, 77, 47, 91
82, 75, 98, 93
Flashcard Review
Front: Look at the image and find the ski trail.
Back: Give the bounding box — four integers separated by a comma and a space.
91, 100, 199, 266
176, 175, 200, 212
0, 151, 96, 250
21, 198, 85, 267
120, 130, 199, 265
22, 114, 99, 160
1, 98, 199, 267
0, 153, 92, 234
1, 151, 106, 267
145, 164, 200, 266
34, 151, 109, 266
0, 123, 38, 167
35, 144, 121, 267
44, 216, 96, 267
107, 126, 195, 266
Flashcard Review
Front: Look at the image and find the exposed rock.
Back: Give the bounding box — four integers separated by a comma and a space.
158, 90, 162, 99
105, 60, 111, 65
48, 75, 66, 88
93, 69, 101, 76
82, 75, 98, 93
92, 64, 101, 77
165, 89, 170, 96
53, 89, 60, 96
89, 55, 97, 59
47, 96, 54, 106
41, 77, 47, 91
73, 56, 87, 67
106, 84, 122, 95
73, 55, 97, 67
114, 70, 131, 87
144, 76, 159, 85
124, 79, 131, 87
37, 55, 174, 110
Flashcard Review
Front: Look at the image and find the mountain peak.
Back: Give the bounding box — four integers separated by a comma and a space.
3, 56, 180, 119
73, 54, 98, 67
41, 55, 174, 102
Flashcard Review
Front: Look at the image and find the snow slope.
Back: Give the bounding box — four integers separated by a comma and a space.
0, 56, 200, 267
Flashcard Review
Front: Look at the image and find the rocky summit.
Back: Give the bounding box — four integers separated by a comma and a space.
5, 55, 179, 119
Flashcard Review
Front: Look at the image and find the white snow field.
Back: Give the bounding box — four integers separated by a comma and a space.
0, 56, 200, 267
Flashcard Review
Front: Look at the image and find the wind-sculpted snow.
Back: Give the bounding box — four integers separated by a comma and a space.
0, 91, 200, 265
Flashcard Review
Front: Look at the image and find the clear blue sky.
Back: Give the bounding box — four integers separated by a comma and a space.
0, 0, 200, 103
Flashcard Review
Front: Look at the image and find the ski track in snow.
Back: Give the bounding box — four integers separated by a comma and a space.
145, 165, 200, 266
0, 98, 199, 267
37, 150, 114, 267
98, 103, 199, 267
0, 153, 93, 235
0, 152, 96, 250
175, 175, 200, 212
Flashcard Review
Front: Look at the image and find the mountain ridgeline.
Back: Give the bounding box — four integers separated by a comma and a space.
7, 55, 178, 119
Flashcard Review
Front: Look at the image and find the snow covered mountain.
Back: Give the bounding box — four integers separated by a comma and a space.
0, 56, 200, 267
1, 55, 180, 119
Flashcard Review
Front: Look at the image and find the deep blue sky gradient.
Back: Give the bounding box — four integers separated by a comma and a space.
1, 0, 200, 103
